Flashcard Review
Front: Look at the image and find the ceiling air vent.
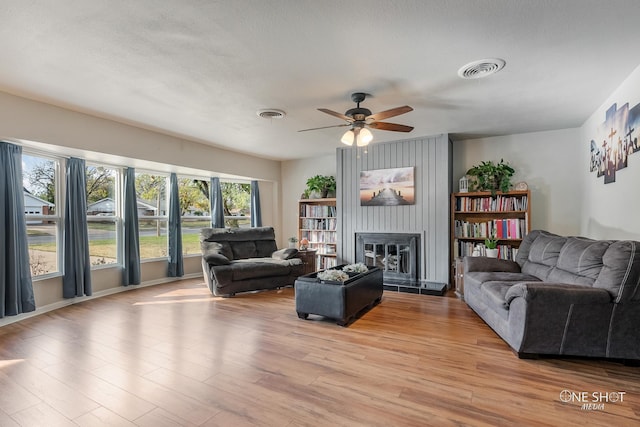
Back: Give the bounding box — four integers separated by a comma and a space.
457, 58, 506, 79
257, 109, 286, 119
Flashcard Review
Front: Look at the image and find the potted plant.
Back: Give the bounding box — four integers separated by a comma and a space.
305, 175, 336, 198
288, 236, 298, 248
466, 159, 515, 195
485, 234, 499, 258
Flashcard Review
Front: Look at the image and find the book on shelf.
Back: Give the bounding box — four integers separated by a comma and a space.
299, 230, 337, 243
300, 217, 337, 230
455, 194, 528, 212
454, 215, 528, 240
454, 240, 520, 260
300, 204, 337, 218
318, 256, 337, 269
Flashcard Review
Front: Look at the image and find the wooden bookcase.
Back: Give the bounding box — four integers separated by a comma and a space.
450, 190, 531, 283
298, 198, 337, 270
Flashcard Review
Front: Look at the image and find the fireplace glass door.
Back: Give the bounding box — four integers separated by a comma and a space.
356, 233, 419, 282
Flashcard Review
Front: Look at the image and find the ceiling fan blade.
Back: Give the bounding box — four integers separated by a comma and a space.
369, 121, 414, 132
367, 105, 413, 121
318, 108, 353, 122
298, 123, 351, 132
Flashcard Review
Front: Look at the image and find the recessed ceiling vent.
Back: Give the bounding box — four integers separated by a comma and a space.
257, 109, 286, 119
457, 58, 506, 79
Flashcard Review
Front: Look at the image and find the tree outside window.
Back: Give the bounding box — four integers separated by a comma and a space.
135, 173, 168, 259
23, 154, 61, 277
86, 164, 119, 267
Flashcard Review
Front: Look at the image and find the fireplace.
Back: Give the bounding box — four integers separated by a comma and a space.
355, 233, 420, 282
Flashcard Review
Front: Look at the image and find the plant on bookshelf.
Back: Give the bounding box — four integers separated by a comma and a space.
466, 159, 515, 195
305, 175, 336, 198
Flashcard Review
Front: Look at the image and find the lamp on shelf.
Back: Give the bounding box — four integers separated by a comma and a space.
459, 175, 469, 193
299, 238, 309, 250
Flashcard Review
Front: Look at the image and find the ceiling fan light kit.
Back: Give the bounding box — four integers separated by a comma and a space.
299, 92, 414, 146
341, 129, 355, 146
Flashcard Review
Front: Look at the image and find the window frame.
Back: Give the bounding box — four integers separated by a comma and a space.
22, 150, 64, 280
135, 170, 170, 262
85, 162, 122, 269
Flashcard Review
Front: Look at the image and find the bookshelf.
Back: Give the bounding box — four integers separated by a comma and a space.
298, 198, 337, 270
450, 190, 531, 283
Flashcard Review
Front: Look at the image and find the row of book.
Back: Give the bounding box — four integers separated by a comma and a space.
300, 218, 337, 230
454, 240, 519, 260
318, 256, 338, 269
307, 243, 336, 255
455, 195, 528, 212
300, 204, 337, 218
300, 230, 337, 243
454, 217, 527, 239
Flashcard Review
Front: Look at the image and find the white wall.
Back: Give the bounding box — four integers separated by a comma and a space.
452, 128, 583, 236
579, 64, 640, 240
280, 154, 336, 247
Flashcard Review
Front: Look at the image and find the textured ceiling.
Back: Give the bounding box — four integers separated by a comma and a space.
2, 1, 640, 160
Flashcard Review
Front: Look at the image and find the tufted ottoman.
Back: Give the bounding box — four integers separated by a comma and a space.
294, 266, 383, 326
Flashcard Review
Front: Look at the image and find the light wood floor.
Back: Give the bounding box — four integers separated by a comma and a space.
1, 279, 638, 427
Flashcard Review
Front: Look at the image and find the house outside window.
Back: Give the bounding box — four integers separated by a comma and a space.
22, 153, 62, 277
86, 164, 120, 267
135, 172, 168, 260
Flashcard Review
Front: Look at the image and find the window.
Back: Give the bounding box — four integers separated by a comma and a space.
86, 164, 120, 267
135, 172, 168, 260
178, 177, 211, 255
23, 153, 62, 277
221, 181, 251, 228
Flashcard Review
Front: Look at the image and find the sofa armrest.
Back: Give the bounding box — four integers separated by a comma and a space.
505, 282, 612, 307
464, 256, 521, 274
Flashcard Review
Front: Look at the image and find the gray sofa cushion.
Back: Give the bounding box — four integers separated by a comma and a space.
231, 258, 302, 281
482, 281, 516, 310
595, 240, 640, 302
256, 240, 278, 257
232, 240, 258, 259
203, 252, 231, 265
548, 237, 610, 284
272, 248, 299, 260
201, 241, 234, 262
520, 232, 566, 280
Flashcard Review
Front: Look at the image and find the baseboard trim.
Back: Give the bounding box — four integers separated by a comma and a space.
0, 273, 202, 328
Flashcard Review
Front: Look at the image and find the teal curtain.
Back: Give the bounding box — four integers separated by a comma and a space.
123, 167, 140, 285
210, 177, 225, 228
63, 157, 92, 298
250, 180, 262, 227
0, 142, 36, 317
168, 173, 183, 277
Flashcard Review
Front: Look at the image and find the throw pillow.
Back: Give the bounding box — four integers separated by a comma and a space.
272, 248, 299, 260
203, 252, 231, 265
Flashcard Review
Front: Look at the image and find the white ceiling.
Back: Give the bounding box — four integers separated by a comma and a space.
2, 1, 640, 161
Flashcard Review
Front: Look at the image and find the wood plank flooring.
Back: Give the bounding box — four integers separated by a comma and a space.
1, 279, 639, 426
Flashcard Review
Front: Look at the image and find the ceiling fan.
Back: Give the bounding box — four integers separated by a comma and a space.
299, 92, 414, 146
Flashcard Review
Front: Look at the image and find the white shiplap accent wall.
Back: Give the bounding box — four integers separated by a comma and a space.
336, 134, 451, 283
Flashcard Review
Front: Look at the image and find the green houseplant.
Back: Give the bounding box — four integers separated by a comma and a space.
485, 232, 499, 258
305, 175, 336, 198
466, 159, 515, 195
485, 234, 499, 250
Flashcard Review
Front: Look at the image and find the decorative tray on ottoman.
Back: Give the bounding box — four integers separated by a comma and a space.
294, 265, 383, 326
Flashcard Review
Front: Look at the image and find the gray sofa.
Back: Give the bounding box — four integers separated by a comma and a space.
201, 227, 304, 297
464, 229, 640, 362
